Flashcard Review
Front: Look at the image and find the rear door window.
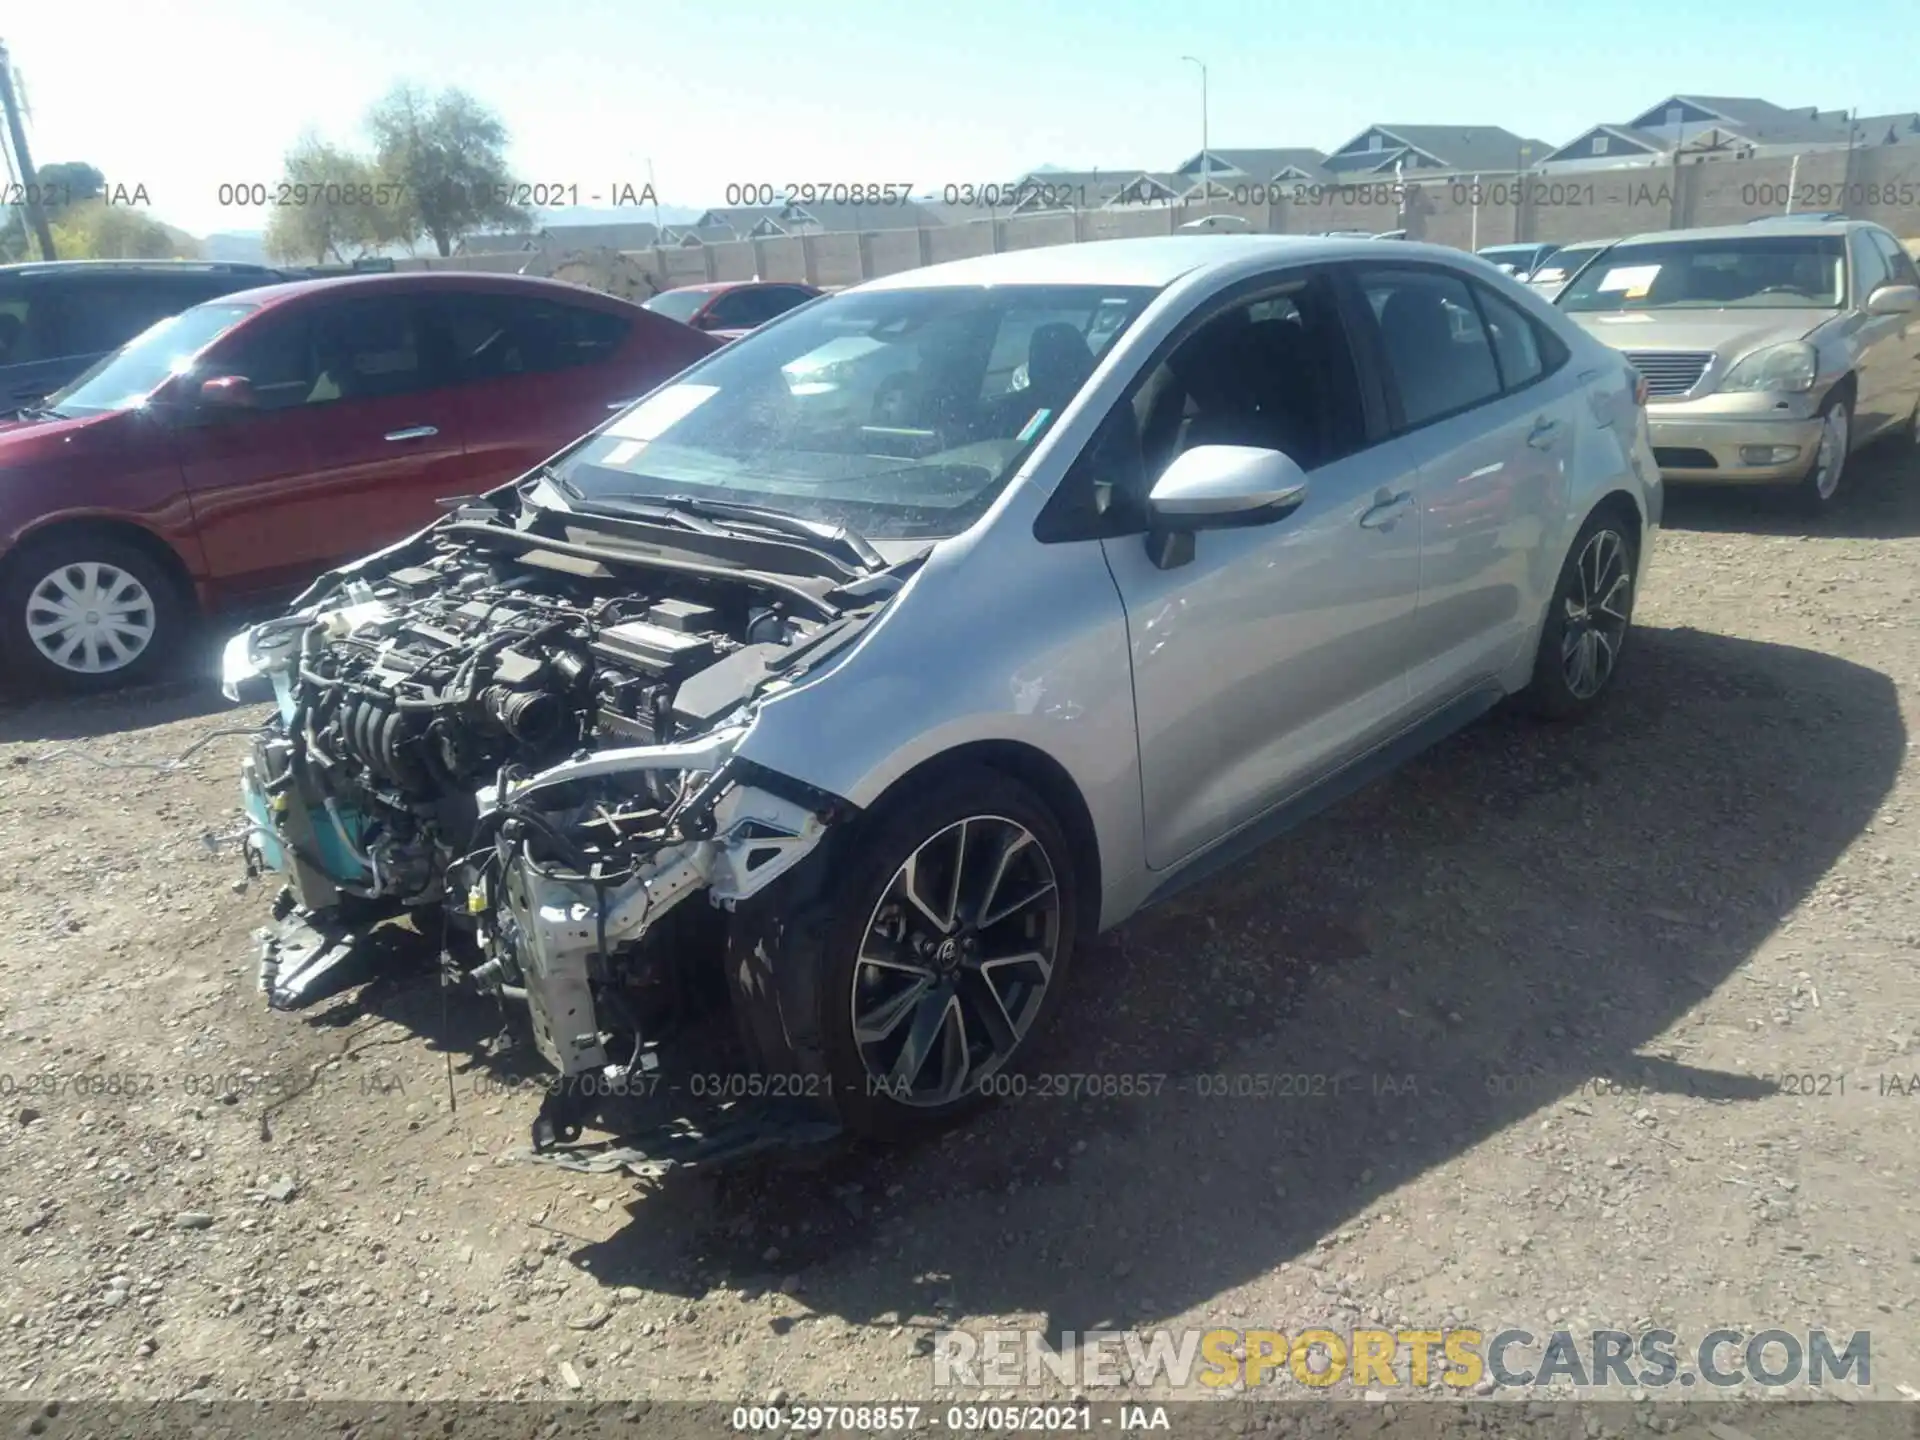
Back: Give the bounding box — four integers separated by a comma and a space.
1353, 267, 1506, 429
1467, 281, 1568, 393
439, 292, 632, 381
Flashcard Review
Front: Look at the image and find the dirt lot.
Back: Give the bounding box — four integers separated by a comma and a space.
3, 447, 1919, 1418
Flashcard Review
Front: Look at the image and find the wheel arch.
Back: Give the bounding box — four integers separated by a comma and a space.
860, 740, 1104, 937
1584, 488, 1645, 551
1, 515, 200, 612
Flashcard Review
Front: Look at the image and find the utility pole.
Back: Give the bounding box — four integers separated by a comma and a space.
1181, 56, 1209, 211
0, 42, 55, 260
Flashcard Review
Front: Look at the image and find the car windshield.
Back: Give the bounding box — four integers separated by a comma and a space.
1480, 246, 1544, 267
1531, 245, 1605, 280
643, 288, 713, 324
551, 282, 1157, 540
1558, 235, 1846, 312
45, 302, 258, 415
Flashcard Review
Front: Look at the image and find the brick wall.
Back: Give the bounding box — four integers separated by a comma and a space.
402, 148, 1920, 295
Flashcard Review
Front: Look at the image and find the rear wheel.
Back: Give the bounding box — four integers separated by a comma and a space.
814, 766, 1080, 1141
0, 532, 189, 692
1519, 510, 1638, 721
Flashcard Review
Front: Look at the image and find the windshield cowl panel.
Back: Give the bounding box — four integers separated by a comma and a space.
554, 283, 1158, 541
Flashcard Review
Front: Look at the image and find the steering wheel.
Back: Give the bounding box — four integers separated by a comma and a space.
871, 373, 919, 426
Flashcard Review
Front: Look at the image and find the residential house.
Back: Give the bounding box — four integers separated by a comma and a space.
454, 231, 541, 256
1850, 111, 1920, 148
1168, 148, 1330, 200
1544, 96, 1920, 169
1002, 169, 1187, 213
1321, 125, 1547, 176
665, 200, 942, 243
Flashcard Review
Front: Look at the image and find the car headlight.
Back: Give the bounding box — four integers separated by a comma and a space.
1719, 342, 1817, 394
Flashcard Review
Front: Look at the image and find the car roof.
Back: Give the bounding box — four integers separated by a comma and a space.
659, 279, 815, 296
853, 234, 1422, 293
207, 269, 645, 310
1614, 218, 1865, 245
0, 259, 286, 281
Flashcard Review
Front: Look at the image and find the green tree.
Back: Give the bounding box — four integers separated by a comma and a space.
34, 161, 105, 215
46, 200, 198, 260
262, 134, 410, 265
367, 83, 530, 256
0, 210, 30, 262
0, 162, 106, 260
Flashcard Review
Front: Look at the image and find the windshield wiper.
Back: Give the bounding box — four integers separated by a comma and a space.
16, 405, 68, 422
653, 494, 885, 571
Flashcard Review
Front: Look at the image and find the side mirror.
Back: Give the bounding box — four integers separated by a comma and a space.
1143, 444, 1310, 570
1866, 283, 1920, 316
198, 374, 257, 408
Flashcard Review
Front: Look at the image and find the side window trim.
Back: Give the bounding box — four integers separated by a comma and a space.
1034, 264, 1373, 545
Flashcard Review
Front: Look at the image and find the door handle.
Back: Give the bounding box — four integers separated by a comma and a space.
1359, 489, 1414, 529
383, 425, 439, 442
1526, 415, 1563, 449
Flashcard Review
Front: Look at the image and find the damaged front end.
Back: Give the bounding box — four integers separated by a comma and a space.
227, 493, 898, 1173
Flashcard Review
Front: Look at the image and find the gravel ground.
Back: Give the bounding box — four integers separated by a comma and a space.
2, 445, 1919, 1421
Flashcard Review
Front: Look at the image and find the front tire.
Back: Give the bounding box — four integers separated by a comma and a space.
1794, 394, 1851, 513
0, 532, 188, 693
1519, 510, 1638, 721
814, 766, 1080, 1141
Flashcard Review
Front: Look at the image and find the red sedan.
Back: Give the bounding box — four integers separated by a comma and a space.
642, 280, 823, 341
0, 271, 718, 690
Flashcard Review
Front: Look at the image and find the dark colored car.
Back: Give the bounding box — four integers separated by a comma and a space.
642, 280, 823, 341
0, 270, 719, 690
0, 260, 296, 419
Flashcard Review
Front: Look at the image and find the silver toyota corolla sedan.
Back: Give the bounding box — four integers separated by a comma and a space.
222, 235, 1661, 1169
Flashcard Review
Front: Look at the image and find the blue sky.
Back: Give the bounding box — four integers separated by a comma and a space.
6, 0, 1914, 238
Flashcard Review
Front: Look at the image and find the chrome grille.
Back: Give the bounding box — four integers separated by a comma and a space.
1621, 350, 1714, 398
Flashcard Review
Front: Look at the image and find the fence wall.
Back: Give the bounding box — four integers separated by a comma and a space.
403, 147, 1920, 291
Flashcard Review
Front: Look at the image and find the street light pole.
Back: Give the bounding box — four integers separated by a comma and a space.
1181, 55, 1209, 211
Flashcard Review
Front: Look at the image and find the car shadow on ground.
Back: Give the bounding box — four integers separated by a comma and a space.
1660, 437, 1920, 539
0, 630, 233, 744
531, 623, 1902, 1339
